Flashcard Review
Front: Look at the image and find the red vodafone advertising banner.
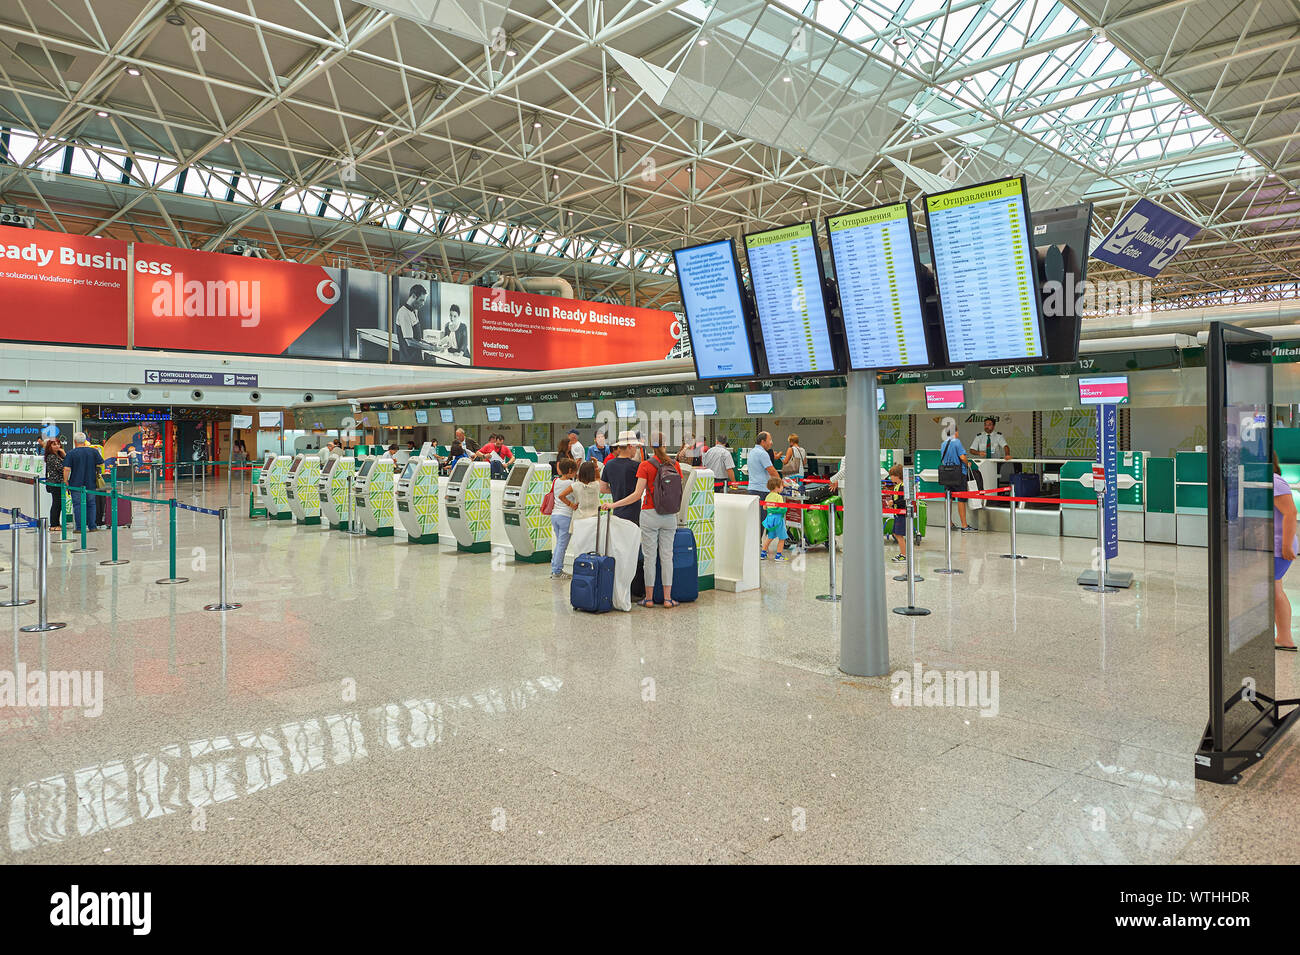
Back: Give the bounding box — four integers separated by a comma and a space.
472, 286, 679, 370
0, 224, 128, 346
133, 243, 344, 355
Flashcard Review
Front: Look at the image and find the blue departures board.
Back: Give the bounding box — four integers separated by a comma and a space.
826, 203, 931, 369
672, 240, 757, 379
743, 222, 837, 375
924, 177, 1045, 364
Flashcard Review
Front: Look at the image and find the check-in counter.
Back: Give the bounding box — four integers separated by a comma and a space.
1060, 452, 1145, 541
501, 460, 552, 562
286, 454, 322, 526
1144, 456, 1176, 544
445, 459, 491, 552
1174, 450, 1207, 547
258, 455, 294, 520
354, 456, 396, 537
395, 455, 440, 544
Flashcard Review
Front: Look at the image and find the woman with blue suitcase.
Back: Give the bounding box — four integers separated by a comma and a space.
605, 432, 683, 608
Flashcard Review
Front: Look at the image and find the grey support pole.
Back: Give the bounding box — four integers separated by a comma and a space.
1001, 497, 1027, 560
816, 503, 840, 602
893, 466, 930, 616
839, 369, 889, 678
934, 492, 962, 575
204, 507, 242, 611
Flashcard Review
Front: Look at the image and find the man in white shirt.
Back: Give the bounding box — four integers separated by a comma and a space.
970, 417, 1011, 462
393, 285, 428, 363
746, 432, 779, 532
702, 438, 735, 492
567, 429, 584, 462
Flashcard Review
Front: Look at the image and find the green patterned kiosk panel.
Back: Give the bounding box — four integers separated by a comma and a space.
291, 457, 322, 525
685, 473, 716, 591
364, 461, 395, 537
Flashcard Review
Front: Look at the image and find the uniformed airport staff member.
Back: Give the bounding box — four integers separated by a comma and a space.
969, 416, 1012, 488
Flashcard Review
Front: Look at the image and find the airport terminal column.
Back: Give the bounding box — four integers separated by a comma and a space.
839, 370, 889, 677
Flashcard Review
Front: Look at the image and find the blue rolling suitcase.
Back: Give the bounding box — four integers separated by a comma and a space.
571, 510, 616, 613
652, 526, 698, 604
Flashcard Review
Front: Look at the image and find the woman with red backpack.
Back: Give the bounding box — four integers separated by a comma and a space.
605, 432, 682, 608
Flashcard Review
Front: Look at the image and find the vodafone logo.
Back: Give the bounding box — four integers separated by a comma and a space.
669, 319, 682, 339
316, 278, 341, 305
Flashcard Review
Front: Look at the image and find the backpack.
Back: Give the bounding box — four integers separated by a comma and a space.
653, 457, 683, 515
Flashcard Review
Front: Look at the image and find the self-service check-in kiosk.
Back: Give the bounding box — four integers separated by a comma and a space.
258, 455, 294, 520
286, 453, 322, 525
676, 463, 716, 592
354, 456, 395, 537
395, 455, 440, 544
318, 455, 355, 530
444, 459, 491, 552
501, 459, 552, 562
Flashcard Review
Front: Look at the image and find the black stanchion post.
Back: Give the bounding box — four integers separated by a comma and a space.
0, 507, 33, 607
20, 517, 64, 632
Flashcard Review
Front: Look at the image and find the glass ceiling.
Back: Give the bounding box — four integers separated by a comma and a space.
772, 0, 1258, 191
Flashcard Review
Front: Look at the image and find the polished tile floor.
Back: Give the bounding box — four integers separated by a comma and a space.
1, 484, 1296, 864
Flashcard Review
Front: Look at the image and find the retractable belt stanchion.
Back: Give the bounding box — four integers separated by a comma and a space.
892, 466, 924, 584
71, 491, 96, 554
29, 479, 39, 534
0, 508, 33, 607
893, 466, 930, 616
1082, 488, 1118, 594
20, 518, 65, 632
204, 506, 241, 612
156, 498, 189, 585
1001, 494, 1027, 560
934, 490, 961, 575
816, 503, 841, 602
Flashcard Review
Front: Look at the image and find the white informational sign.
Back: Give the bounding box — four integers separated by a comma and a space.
259, 411, 283, 428
231, 414, 253, 429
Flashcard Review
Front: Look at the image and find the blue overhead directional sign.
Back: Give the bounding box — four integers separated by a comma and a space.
1091, 198, 1202, 278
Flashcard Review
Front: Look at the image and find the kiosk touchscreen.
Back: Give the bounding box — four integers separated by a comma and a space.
318, 455, 356, 530
395, 455, 440, 544
286, 454, 323, 525
444, 459, 491, 552
353, 456, 396, 537
500, 460, 553, 562
257, 455, 294, 520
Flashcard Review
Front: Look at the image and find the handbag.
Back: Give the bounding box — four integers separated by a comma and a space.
541, 479, 556, 515
937, 440, 964, 488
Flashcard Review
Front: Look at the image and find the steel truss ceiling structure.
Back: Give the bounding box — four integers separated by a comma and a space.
0, 0, 1294, 313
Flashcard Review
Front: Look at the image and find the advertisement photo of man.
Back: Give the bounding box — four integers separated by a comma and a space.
392, 282, 428, 364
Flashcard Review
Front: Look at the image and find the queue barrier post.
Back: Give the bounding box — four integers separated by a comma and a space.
816, 502, 841, 602
20, 517, 65, 632
71, 490, 96, 554
0, 508, 33, 607
1001, 494, 1028, 560
156, 498, 189, 585
934, 490, 961, 575
893, 466, 930, 616
101, 480, 128, 566
1082, 495, 1118, 594
29, 478, 39, 535
204, 506, 241, 612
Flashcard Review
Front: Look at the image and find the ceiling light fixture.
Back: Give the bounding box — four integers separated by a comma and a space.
124, 66, 142, 77
165, 13, 186, 26
433, 83, 448, 101
782, 75, 792, 83
698, 38, 709, 47
96, 110, 108, 117
223, 137, 231, 142
532, 114, 542, 129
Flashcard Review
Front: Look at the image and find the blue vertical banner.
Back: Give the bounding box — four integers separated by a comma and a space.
1097, 403, 1119, 559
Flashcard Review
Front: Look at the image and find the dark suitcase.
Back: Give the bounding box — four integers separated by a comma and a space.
652, 527, 698, 604
630, 553, 646, 601
1010, 472, 1041, 501
570, 510, 615, 613
803, 482, 835, 505
105, 497, 132, 528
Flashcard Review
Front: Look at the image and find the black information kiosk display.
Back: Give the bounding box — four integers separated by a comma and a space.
672, 239, 758, 380
1197, 321, 1298, 782
742, 222, 838, 376
924, 176, 1046, 364
825, 202, 932, 369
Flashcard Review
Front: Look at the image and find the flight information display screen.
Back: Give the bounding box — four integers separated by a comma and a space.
575, 401, 596, 420
414, 409, 428, 424
745, 393, 774, 415
485, 406, 501, 422
673, 240, 757, 380
692, 395, 718, 416
377, 412, 390, 425
615, 399, 636, 418
516, 404, 534, 421
743, 222, 837, 376
826, 203, 931, 368
439, 409, 454, 423
877, 387, 886, 411
924, 177, 1045, 363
